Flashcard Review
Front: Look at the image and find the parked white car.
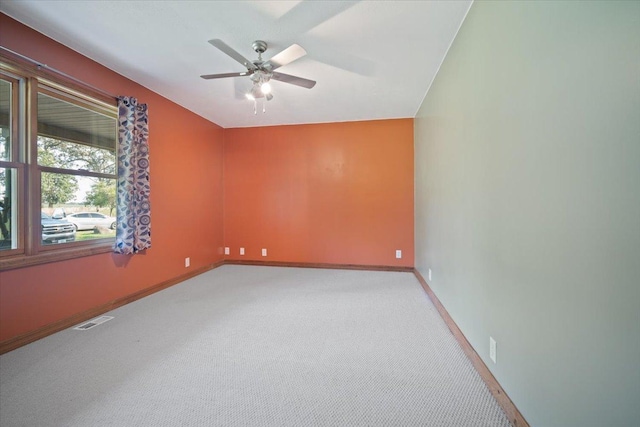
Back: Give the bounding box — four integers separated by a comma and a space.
65, 212, 117, 231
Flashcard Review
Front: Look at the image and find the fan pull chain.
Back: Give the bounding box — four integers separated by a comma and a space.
253, 100, 257, 115
263, 100, 266, 114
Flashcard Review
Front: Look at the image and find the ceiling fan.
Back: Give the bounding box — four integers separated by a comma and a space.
200, 39, 316, 104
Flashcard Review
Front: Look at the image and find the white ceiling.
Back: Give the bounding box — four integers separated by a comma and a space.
1, 1, 472, 129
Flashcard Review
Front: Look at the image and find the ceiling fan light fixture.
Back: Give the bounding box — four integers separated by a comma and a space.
245, 93, 255, 101
261, 82, 272, 94
250, 84, 263, 99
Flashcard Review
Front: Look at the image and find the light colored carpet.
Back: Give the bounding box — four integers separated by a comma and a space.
0, 265, 510, 426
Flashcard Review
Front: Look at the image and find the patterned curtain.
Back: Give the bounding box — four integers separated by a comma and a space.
114, 96, 151, 254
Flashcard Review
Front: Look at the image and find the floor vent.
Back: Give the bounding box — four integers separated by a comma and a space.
73, 316, 114, 330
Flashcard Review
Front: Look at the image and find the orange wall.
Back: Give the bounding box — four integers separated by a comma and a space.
0, 15, 225, 341
223, 120, 414, 267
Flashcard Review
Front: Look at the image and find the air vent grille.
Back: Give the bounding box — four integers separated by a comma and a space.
73, 316, 114, 330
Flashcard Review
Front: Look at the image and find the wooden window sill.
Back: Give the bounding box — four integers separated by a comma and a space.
0, 242, 115, 271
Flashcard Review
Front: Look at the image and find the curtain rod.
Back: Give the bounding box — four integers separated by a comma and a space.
0, 45, 118, 100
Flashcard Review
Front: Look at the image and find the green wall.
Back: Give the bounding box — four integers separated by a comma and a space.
414, 1, 640, 426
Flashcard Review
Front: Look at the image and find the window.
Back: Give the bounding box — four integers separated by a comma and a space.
0, 75, 20, 254
0, 56, 118, 269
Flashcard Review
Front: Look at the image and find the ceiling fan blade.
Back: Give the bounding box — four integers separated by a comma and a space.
200, 71, 252, 80
208, 39, 257, 71
271, 72, 316, 89
264, 44, 307, 71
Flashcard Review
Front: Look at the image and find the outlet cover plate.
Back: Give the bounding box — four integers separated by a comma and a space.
240, 247, 245, 255
395, 250, 402, 259
261, 248, 267, 257
185, 257, 190, 267
489, 336, 497, 364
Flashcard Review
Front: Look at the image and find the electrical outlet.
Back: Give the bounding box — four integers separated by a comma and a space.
240, 247, 245, 255
489, 337, 497, 364
261, 248, 267, 257
224, 247, 230, 255
185, 257, 190, 268
395, 250, 402, 259
428, 268, 432, 281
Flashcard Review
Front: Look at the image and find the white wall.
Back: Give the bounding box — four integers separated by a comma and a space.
414, 1, 640, 426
